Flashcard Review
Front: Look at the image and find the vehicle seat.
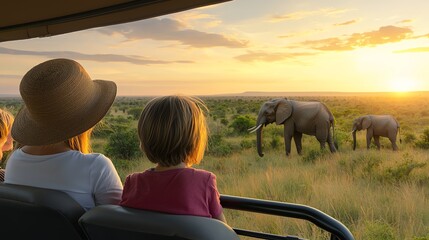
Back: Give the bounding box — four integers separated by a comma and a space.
0, 183, 86, 240
79, 205, 239, 240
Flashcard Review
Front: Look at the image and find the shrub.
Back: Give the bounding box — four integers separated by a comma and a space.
363, 220, 395, 240
229, 115, 256, 135
380, 153, 427, 183
403, 132, 416, 144
333, 129, 351, 149
302, 149, 324, 163
220, 118, 229, 126
105, 129, 141, 159
415, 128, 429, 149
207, 134, 233, 157
240, 139, 253, 149
270, 136, 281, 149
127, 107, 142, 120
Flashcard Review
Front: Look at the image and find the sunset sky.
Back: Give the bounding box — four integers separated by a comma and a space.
1, 0, 429, 96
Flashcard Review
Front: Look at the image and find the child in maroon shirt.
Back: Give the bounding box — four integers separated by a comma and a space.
120, 95, 226, 223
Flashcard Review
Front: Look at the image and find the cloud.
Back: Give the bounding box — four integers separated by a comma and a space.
235, 51, 316, 62
302, 25, 414, 51
270, 8, 350, 22
98, 18, 247, 48
394, 47, 429, 53
397, 19, 413, 24
334, 20, 358, 26
0, 47, 192, 65
0, 74, 21, 79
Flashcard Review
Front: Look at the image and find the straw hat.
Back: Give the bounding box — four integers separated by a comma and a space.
12, 58, 117, 146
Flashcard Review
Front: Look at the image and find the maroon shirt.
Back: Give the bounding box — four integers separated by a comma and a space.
120, 167, 223, 218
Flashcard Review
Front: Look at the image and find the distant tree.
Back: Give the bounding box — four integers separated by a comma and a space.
207, 134, 232, 157
220, 118, 229, 126
127, 107, 142, 120
403, 132, 416, 144
415, 128, 429, 149
105, 129, 141, 159
229, 115, 256, 134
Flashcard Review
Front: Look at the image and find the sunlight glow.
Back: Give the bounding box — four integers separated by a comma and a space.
390, 77, 416, 92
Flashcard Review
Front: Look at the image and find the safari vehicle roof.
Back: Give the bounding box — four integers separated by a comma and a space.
0, 0, 230, 43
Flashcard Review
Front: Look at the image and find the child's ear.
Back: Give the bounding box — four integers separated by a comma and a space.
139, 142, 144, 151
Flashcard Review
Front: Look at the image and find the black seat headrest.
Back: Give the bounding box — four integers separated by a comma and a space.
0, 183, 86, 240
79, 205, 239, 240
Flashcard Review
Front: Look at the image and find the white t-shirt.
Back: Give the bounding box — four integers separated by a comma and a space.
5, 149, 123, 211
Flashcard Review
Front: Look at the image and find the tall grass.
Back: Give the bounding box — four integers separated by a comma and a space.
114, 143, 429, 239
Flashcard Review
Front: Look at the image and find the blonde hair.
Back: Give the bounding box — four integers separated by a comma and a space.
0, 109, 14, 143
138, 95, 208, 167
64, 128, 93, 154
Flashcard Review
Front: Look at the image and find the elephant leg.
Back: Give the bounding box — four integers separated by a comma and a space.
284, 134, 293, 156
388, 132, 398, 151
293, 132, 303, 155
284, 123, 294, 156
366, 130, 373, 150
327, 128, 336, 153
316, 127, 328, 151
374, 136, 381, 150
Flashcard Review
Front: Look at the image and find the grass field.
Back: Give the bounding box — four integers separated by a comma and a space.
2, 93, 429, 239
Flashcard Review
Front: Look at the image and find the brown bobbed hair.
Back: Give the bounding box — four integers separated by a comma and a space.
138, 95, 208, 167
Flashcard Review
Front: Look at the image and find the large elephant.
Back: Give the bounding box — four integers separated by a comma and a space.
352, 115, 400, 151
249, 98, 336, 156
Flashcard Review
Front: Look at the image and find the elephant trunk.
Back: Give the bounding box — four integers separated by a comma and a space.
255, 115, 266, 157
256, 126, 264, 157
352, 130, 357, 150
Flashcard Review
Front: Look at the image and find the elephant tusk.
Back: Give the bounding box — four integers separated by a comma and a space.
248, 126, 257, 131
249, 124, 262, 133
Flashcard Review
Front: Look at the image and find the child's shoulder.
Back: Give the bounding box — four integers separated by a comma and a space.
186, 167, 216, 179
125, 170, 150, 181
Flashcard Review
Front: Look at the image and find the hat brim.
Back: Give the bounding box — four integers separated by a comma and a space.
12, 80, 117, 146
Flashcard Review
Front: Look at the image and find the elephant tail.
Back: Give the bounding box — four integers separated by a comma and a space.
395, 118, 402, 144
332, 120, 338, 150
398, 126, 402, 144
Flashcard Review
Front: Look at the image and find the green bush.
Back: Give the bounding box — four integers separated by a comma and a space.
403, 132, 417, 144
207, 134, 233, 157
334, 129, 351, 149
302, 149, 324, 163
105, 129, 141, 159
229, 115, 256, 135
270, 136, 281, 149
382, 160, 426, 183
127, 107, 142, 120
415, 128, 429, 149
363, 220, 395, 240
240, 139, 253, 149
414, 236, 429, 240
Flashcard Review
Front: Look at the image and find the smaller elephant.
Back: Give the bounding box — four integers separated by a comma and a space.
352, 115, 400, 151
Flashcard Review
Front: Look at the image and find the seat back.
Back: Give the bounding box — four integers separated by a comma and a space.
0, 183, 86, 240
79, 205, 239, 240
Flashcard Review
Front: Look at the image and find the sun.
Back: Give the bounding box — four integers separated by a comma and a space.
390, 77, 416, 92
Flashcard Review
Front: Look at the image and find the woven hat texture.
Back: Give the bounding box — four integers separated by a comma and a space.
12, 58, 117, 145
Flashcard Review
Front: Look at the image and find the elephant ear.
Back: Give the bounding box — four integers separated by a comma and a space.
276, 100, 292, 125
361, 116, 372, 129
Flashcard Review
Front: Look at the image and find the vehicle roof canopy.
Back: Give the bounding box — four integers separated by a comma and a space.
0, 0, 230, 42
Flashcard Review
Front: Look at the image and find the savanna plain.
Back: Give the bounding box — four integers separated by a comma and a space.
1, 92, 429, 240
